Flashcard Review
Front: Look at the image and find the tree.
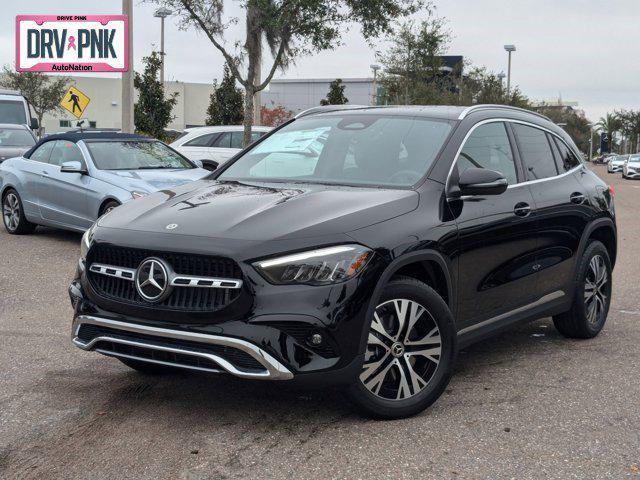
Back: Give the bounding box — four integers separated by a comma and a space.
206, 63, 244, 125
616, 109, 640, 153
536, 105, 592, 153
153, 0, 424, 145
260, 104, 293, 126
320, 79, 348, 106
134, 52, 178, 139
0, 66, 70, 136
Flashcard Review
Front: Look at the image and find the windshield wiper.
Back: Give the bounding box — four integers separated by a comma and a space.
137, 165, 178, 169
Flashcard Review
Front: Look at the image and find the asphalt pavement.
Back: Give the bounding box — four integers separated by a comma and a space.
0, 164, 638, 479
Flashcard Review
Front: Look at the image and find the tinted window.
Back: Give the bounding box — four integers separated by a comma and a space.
220, 115, 453, 187
213, 132, 231, 148
48, 140, 84, 166
184, 133, 218, 147
0, 128, 35, 147
86, 141, 193, 170
0, 100, 27, 124
230, 132, 244, 149
553, 137, 580, 172
512, 124, 558, 180
457, 122, 517, 185
29, 141, 55, 163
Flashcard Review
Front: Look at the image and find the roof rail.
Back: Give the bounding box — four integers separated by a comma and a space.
0, 89, 23, 97
457, 104, 551, 122
295, 104, 373, 119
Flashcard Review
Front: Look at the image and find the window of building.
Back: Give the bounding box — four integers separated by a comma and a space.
457, 122, 518, 185
59, 120, 71, 128
512, 124, 558, 180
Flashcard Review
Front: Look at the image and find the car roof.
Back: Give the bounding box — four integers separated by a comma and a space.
24, 132, 151, 158
0, 123, 30, 130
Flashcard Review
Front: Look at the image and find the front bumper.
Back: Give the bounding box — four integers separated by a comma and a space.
72, 314, 294, 380
624, 167, 640, 178
608, 164, 623, 172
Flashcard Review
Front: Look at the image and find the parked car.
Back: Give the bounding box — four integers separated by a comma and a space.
69, 105, 616, 419
0, 89, 39, 131
607, 154, 628, 173
171, 125, 272, 170
1, 132, 210, 234
0, 123, 36, 162
593, 153, 615, 165
622, 154, 640, 179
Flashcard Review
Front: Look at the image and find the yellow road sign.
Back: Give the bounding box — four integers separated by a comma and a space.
60, 86, 90, 119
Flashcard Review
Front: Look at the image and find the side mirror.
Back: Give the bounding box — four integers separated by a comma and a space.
192, 159, 204, 168
60, 161, 87, 174
458, 168, 508, 196
200, 159, 219, 172
30, 118, 39, 130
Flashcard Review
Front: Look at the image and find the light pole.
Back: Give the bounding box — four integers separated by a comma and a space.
154, 7, 172, 85
370, 64, 381, 106
504, 44, 516, 96
497, 71, 506, 85
122, 0, 134, 133
588, 124, 595, 161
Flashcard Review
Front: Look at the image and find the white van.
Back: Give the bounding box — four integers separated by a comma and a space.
0, 90, 38, 131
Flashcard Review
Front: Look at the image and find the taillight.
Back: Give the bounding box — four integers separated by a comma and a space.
609, 185, 615, 197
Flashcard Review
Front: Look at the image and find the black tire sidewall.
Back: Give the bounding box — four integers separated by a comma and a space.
574, 241, 612, 336
347, 277, 457, 419
2, 189, 33, 234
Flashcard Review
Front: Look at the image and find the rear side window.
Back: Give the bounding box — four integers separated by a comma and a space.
512, 124, 558, 180
552, 137, 581, 172
183, 133, 218, 147
48, 140, 84, 166
457, 122, 518, 185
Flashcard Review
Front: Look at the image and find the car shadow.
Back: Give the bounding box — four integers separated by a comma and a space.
32, 226, 83, 244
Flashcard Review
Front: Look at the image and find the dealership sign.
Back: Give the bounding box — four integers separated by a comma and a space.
16, 15, 128, 72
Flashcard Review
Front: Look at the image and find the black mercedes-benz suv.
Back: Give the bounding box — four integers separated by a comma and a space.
69, 105, 616, 418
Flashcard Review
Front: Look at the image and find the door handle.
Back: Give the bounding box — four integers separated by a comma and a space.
41, 170, 50, 176
514, 202, 531, 217
570, 192, 586, 205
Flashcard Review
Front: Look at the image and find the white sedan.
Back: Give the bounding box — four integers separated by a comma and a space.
171, 125, 272, 170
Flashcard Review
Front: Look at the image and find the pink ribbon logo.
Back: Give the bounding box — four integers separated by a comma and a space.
67, 35, 77, 51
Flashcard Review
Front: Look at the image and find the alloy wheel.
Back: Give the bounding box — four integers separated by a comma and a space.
360, 299, 442, 400
3, 193, 20, 232
584, 254, 608, 326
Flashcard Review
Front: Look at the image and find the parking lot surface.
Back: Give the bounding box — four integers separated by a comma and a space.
1, 165, 638, 479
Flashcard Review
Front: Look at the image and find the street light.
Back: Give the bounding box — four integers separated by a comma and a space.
154, 7, 172, 85
504, 44, 516, 96
497, 71, 506, 84
370, 64, 381, 106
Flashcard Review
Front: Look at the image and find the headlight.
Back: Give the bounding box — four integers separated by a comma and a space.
253, 244, 372, 286
80, 223, 96, 260
131, 191, 147, 199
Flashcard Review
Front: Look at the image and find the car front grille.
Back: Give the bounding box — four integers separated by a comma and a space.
86, 244, 243, 312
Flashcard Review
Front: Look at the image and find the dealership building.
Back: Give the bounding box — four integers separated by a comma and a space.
41, 76, 376, 134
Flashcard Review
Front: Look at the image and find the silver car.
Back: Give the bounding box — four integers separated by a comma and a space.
622, 154, 640, 179
0, 123, 36, 163
0, 132, 210, 234
607, 154, 628, 173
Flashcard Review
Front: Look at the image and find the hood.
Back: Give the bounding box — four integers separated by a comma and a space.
98, 179, 419, 241
93, 167, 210, 193
0, 146, 30, 162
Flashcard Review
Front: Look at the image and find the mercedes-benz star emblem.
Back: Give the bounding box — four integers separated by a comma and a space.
135, 257, 172, 302
166, 223, 178, 230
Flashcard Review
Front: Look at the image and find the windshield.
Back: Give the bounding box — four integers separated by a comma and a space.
0, 100, 27, 124
0, 128, 34, 147
86, 141, 194, 170
218, 115, 453, 187
629, 155, 640, 163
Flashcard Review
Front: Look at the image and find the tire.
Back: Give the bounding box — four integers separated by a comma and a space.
100, 200, 120, 216
118, 357, 177, 374
2, 189, 36, 235
346, 277, 457, 419
553, 240, 612, 339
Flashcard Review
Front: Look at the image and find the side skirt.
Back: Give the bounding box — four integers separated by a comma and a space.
457, 290, 570, 348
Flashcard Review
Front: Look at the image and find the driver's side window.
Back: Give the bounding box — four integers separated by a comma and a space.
458, 122, 518, 185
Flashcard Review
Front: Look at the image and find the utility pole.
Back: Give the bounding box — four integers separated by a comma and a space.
121, 0, 135, 133
504, 44, 516, 97
370, 64, 380, 106
589, 124, 594, 160
154, 8, 172, 85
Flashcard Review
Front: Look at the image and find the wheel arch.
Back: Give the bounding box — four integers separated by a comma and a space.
98, 197, 121, 217
577, 217, 617, 270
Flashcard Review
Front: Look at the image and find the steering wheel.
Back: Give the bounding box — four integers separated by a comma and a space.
388, 169, 423, 184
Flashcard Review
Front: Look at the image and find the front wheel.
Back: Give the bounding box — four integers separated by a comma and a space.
2, 189, 36, 234
347, 277, 457, 419
553, 240, 612, 339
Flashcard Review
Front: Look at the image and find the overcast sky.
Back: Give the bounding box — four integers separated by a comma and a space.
3, 0, 639, 121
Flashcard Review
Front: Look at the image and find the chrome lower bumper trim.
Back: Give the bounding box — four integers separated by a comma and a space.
72, 315, 293, 380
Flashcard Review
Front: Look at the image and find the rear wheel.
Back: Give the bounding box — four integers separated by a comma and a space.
2, 189, 36, 234
347, 277, 456, 419
553, 241, 612, 339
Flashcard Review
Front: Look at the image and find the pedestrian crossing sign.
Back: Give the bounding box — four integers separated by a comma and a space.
60, 86, 90, 119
